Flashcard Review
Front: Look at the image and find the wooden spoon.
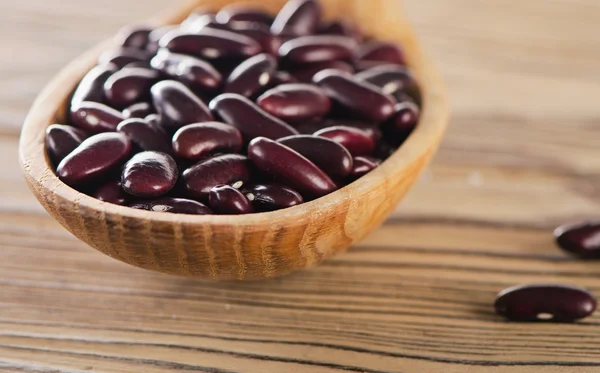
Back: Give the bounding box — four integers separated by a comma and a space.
19, 0, 449, 280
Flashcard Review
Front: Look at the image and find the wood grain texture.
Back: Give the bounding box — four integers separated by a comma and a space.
3, 0, 600, 371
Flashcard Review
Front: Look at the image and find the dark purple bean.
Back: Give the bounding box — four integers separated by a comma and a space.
150, 49, 222, 91
247, 137, 337, 199
172, 122, 243, 160
279, 36, 357, 65
122, 102, 155, 119
209, 185, 254, 214
104, 67, 160, 109
45, 124, 88, 164
271, 0, 321, 36
314, 126, 375, 156
296, 120, 326, 135
495, 284, 597, 322
257, 84, 331, 123
318, 20, 362, 41
228, 23, 281, 56
245, 183, 303, 212
182, 154, 252, 200
151, 80, 213, 130
374, 141, 397, 160
57, 132, 132, 186
130, 197, 213, 215
401, 83, 423, 108
349, 156, 379, 181
121, 151, 178, 198
278, 135, 353, 178
117, 118, 172, 154
314, 70, 396, 122
181, 8, 216, 30
93, 180, 128, 206
70, 101, 124, 133
98, 47, 153, 68
389, 101, 420, 135
555, 221, 600, 258
71, 64, 117, 108
146, 25, 178, 54
216, 4, 274, 25
145, 114, 160, 127
116, 26, 152, 49
354, 64, 415, 95
124, 61, 152, 69
224, 54, 277, 97
160, 28, 262, 60
288, 60, 354, 83
209, 93, 298, 140
270, 71, 297, 86
357, 41, 406, 66
322, 119, 382, 142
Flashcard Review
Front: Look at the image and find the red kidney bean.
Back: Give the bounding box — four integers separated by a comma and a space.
314, 126, 375, 156
151, 80, 213, 130
98, 47, 153, 68
355, 64, 415, 95
209, 93, 298, 140
199, 21, 281, 56
216, 4, 274, 25
182, 154, 252, 200
130, 197, 213, 215
122, 102, 155, 119
495, 284, 597, 322
555, 221, 600, 258
209, 185, 254, 214
224, 54, 277, 97
322, 119, 382, 142
71, 64, 117, 108
145, 113, 160, 126
257, 84, 331, 123
288, 60, 354, 83
104, 67, 160, 109
271, 0, 321, 36
357, 41, 406, 66
270, 71, 297, 86
389, 101, 420, 136
45, 124, 88, 164
122, 151, 178, 198
146, 25, 178, 54
160, 28, 262, 60
57, 132, 132, 186
172, 122, 243, 160
278, 135, 353, 178
70, 101, 124, 133
93, 180, 129, 206
117, 118, 172, 154
279, 36, 357, 65
247, 137, 337, 199
116, 26, 152, 49
349, 156, 380, 181
245, 183, 304, 212
314, 69, 396, 122
150, 49, 222, 92
318, 20, 362, 41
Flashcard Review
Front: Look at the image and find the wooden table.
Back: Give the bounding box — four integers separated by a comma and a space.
2, 0, 600, 371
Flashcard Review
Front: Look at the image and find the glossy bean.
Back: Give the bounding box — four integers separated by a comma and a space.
314, 126, 375, 156
257, 84, 331, 123
495, 284, 597, 322
209, 93, 298, 140
349, 156, 380, 181
247, 137, 337, 198
172, 122, 243, 160
45, 124, 88, 164
389, 101, 420, 135
357, 41, 406, 66
228, 23, 281, 56
318, 20, 362, 41
71, 64, 117, 108
122, 102, 155, 119
288, 60, 354, 83
209, 185, 254, 214
278, 135, 353, 178
146, 25, 178, 54
104, 67, 160, 109
555, 221, 600, 258
245, 183, 303, 212
150, 49, 222, 91
122, 151, 178, 198
314, 70, 396, 122
182, 154, 252, 200
116, 26, 152, 49
224, 54, 277, 97
271, 0, 321, 36
98, 47, 153, 68
130, 197, 213, 215
57, 132, 132, 186
117, 118, 172, 154
160, 28, 262, 60
354, 64, 415, 95
151, 80, 213, 130
216, 4, 274, 25
279, 36, 357, 65
321, 119, 382, 142
93, 180, 129, 206
181, 8, 216, 30
70, 101, 124, 133
270, 71, 297, 86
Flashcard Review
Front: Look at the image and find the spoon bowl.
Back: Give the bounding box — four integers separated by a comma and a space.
19, 0, 449, 280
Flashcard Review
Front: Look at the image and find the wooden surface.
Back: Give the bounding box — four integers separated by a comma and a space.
2, 0, 600, 371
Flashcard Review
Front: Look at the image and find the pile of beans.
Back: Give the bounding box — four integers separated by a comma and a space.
46, 0, 421, 215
